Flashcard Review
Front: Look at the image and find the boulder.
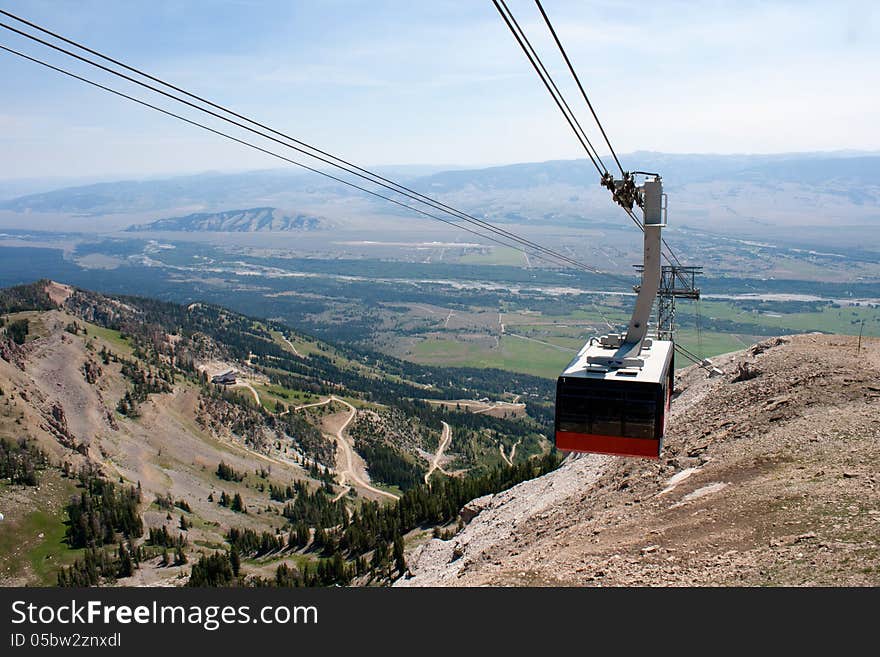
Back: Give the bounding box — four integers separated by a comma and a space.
460, 494, 494, 524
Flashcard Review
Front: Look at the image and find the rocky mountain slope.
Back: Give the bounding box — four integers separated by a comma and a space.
0, 281, 552, 587
5, 280, 876, 587
399, 334, 880, 586
0, 285, 334, 585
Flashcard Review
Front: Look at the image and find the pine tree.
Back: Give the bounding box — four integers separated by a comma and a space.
295, 522, 310, 548
313, 527, 326, 550
117, 543, 134, 578
371, 542, 387, 571
393, 534, 406, 575
230, 547, 241, 577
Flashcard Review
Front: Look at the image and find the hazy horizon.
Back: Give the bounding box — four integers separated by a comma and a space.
2, 148, 880, 192
1, 1, 878, 179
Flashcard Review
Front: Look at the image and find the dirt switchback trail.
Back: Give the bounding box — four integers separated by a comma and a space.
425, 421, 452, 483
280, 397, 331, 416
280, 334, 304, 358
284, 396, 396, 501
329, 396, 399, 502
232, 381, 261, 407
399, 334, 880, 587
498, 438, 522, 467
508, 438, 522, 462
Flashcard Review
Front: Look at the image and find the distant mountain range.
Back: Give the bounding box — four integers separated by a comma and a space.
0, 170, 321, 214
414, 151, 880, 193
3, 150, 876, 213
1, 151, 877, 247
125, 207, 328, 232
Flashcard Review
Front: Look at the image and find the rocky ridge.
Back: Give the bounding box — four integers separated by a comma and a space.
398, 334, 880, 586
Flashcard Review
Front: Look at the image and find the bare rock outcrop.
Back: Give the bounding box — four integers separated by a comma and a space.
459, 494, 494, 524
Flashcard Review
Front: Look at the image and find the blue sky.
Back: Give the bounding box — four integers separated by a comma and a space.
0, 0, 877, 179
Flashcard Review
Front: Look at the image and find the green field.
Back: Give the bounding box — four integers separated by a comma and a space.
695, 300, 880, 336
82, 321, 134, 354
372, 482, 404, 498
458, 247, 526, 267
409, 329, 761, 378
412, 335, 573, 379
0, 475, 81, 585
23, 510, 82, 585
406, 296, 880, 378
253, 382, 320, 412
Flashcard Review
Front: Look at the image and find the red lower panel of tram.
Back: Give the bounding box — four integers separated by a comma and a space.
555, 431, 660, 459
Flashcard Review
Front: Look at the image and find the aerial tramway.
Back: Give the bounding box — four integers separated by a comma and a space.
555, 175, 674, 458
0, 2, 716, 459
490, 0, 712, 458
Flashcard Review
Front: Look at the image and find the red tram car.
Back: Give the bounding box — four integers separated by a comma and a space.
555, 338, 673, 459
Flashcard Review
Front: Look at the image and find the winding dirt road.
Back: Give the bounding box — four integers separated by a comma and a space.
232, 381, 262, 407
328, 396, 399, 502
509, 438, 522, 462
279, 397, 331, 417
498, 438, 522, 467
280, 334, 304, 358
425, 421, 452, 483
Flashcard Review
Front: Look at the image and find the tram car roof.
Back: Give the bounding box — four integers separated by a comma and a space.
560, 338, 673, 385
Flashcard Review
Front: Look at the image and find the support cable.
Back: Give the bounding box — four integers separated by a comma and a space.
491, 0, 607, 176
0, 42, 630, 282
534, 0, 624, 176
0, 9, 616, 280
0, 21, 626, 281
492, 4, 685, 269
